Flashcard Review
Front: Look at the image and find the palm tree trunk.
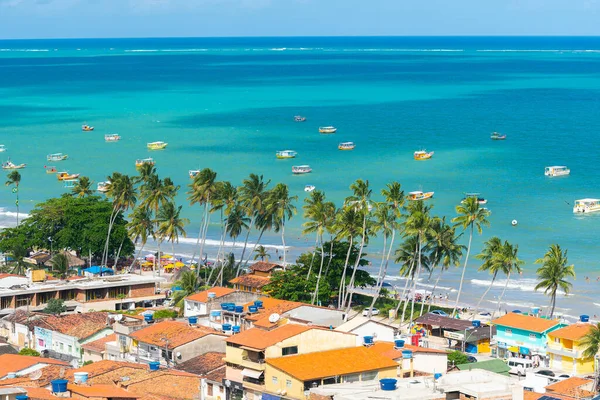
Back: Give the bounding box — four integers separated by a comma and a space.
473, 272, 497, 317
197, 198, 211, 277
237, 217, 255, 269
102, 207, 119, 267
192, 209, 205, 275
215, 219, 229, 276
427, 265, 446, 312
399, 242, 419, 328
312, 235, 326, 305
281, 218, 287, 268
306, 235, 319, 279
550, 291, 557, 318
343, 214, 368, 311
398, 274, 413, 327
130, 241, 146, 275
337, 237, 353, 308
324, 237, 335, 277
16, 190, 19, 226
410, 234, 423, 323
368, 232, 388, 317
453, 224, 473, 316
113, 237, 125, 272
497, 271, 511, 314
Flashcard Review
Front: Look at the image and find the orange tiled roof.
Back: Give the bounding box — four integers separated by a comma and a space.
491, 313, 560, 333
68, 383, 140, 398
30, 312, 110, 340
226, 324, 312, 350
370, 341, 446, 358
0, 273, 24, 279
130, 320, 224, 349
175, 352, 225, 376
548, 323, 593, 341
0, 365, 70, 388
249, 261, 282, 273
229, 274, 271, 289
267, 346, 398, 381
82, 334, 116, 353
186, 287, 236, 303
25, 387, 57, 400
243, 297, 304, 329
546, 377, 595, 398
0, 355, 68, 378
66, 360, 146, 380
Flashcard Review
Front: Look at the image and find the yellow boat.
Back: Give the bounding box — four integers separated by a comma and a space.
82, 124, 94, 131
147, 141, 168, 150
408, 191, 434, 201
414, 150, 434, 160
57, 172, 80, 181
136, 158, 155, 169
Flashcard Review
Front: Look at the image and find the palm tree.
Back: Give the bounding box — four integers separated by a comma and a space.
426, 221, 464, 312
72, 176, 93, 198
473, 236, 503, 315
253, 245, 270, 261
367, 202, 395, 316
451, 197, 490, 315
237, 174, 270, 268
156, 202, 189, 270
580, 323, 600, 390
302, 190, 326, 279
135, 163, 157, 185
103, 173, 137, 268
214, 204, 250, 286
534, 244, 575, 317
5, 171, 21, 225
266, 183, 297, 267
50, 252, 71, 279
394, 235, 426, 324
127, 206, 155, 274
187, 168, 218, 276
7, 242, 30, 275
211, 182, 238, 267
172, 270, 200, 313
334, 205, 362, 307
495, 240, 525, 313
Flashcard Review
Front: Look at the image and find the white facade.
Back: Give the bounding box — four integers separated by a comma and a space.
34, 325, 113, 361
184, 299, 208, 317
336, 317, 397, 345
412, 352, 448, 375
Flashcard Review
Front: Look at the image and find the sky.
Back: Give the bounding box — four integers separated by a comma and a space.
1, 0, 600, 39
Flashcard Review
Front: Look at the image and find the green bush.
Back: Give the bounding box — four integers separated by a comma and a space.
19, 348, 40, 356
152, 309, 178, 320
447, 350, 469, 366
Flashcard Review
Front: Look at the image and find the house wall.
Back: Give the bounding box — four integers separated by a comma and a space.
412, 353, 448, 375
349, 323, 395, 345
82, 349, 104, 363
495, 324, 561, 356
0, 321, 31, 348
130, 283, 156, 298
264, 330, 356, 358
204, 379, 226, 400
174, 334, 227, 363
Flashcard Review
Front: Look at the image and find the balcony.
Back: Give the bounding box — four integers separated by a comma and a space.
240, 356, 266, 370
547, 342, 581, 358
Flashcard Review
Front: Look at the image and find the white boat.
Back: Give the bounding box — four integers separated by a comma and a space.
304, 185, 316, 192
105, 134, 121, 142
338, 142, 356, 151
147, 141, 168, 150
276, 150, 297, 159
414, 150, 434, 160
573, 199, 600, 214
189, 170, 200, 178
407, 191, 434, 201
545, 166, 570, 177
0, 145, 6, 152
319, 126, 337, 134
97, 181, 110, 193
47, 153, 68, 161
2, 160, 26, 170
461, 193, 488, 205
292, 165, 312, 174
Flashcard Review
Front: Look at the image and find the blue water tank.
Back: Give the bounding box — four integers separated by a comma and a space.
221, 303, 230, 310
249, 306, 258, 313
434, 373, 442, 380
16, 395, 28, 400
149, 361, 160, 371
379, 378, 397, 391
232, 325, 241, 333
235, 306, 244, 313
51, 379, 68, 393
144, 314, 153, 322
226, 305, 235, 312
402, 350, 413, 359
512, 310, 522, 314
532, 307, 540, 314
188, 316, 198, 325
363, 336, 374, 345
472, 320, 481, 328
394, 339, 405, 348
255, 300, 263, 308
581, 315, 590, 322
210, 310, 221, 317
222, 324, 232, 331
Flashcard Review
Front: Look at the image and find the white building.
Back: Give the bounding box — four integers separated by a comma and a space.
336, 316, 398, 345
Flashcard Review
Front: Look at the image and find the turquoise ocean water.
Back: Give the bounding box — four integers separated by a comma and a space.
1, 36, 600, 318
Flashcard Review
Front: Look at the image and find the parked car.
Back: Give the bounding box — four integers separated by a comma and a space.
362, 308, 380, 316
466, 356, 478, 363
430, 310, 448, 316
507, 357, 534, 375
536, 370, 556, 377
558, 374, 571, 379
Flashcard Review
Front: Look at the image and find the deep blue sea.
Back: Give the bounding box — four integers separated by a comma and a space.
1, 36, 600, 318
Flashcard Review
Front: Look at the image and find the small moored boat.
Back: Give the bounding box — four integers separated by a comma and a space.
57, 171, 80, 181
2, 160, 26, 170
294, 116, 306, 122
292, 165, 312, 174
105, 134, 121, 142
147, 141, 168, 150
276, 150, 297, 159
304, 185, 316, 192
319, 126, 337, 134
573, 199, 600, 214
0, 145, 6, 152
408, 191, 434, 201
490, 132, 506, 140
82, 124, 94, 131
545, 166, 570, 177
97, 181, 110, 193
189, 170, 200, 179
136, 158, 155, 168
414, 150, 434, 160
47, 153, 68, 162
461, 193, 488, 205
45, 166, 57, 174
338, 142, 356, 151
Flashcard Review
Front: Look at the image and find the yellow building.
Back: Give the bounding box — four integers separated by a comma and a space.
547, 323, 595, 375
265, 346, 399, 400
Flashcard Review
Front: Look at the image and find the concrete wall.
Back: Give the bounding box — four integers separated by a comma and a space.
130, 283, 156, 298
351, 323, 395, 345
174, 334, 227, 363
82, 348, 104, 363
286, 306, 345, 328
264, 329, 356, 358
413, 352, 448, 375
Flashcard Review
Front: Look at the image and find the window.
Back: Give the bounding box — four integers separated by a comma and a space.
344, 374, 360, 383
529, 334, 537, 340
207, 384, 213, 396
108, 286, 129, 299
272, 376, 278, 385
361, 371, 378, 381
68, 345, 72, 353
59, 343, 64, 351
555, 337, 560, 343
286, 380, 292, 388
282, 346, 298, 356
505, 328, 512, 336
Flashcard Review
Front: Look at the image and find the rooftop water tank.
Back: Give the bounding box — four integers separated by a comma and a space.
51, 379, 68, 394
144, 314, 153, 322
581, 315, 590, 323
74, 372, 89, 384
472, 320, 481, 328
15, 395, 28, 400
232, 325, 241, 333
207, 292, 216, 299
512, 310, 522, 314
188, 316, 198, 325
222, 323, 232, 331
149, 361, 160, 371
394, 339, 405, 349
7, 372, 16, 379
379, 378, 397, 391
221, 303, 230, 310
363, 336, 374, 345
235, 306, 244, 313
434, 373, 442, 380
226, 305, 235, 312
255, 300, 264, 308
401, 350, 413, 359
249, 306, 258, 313
532, 307, 541, 315
210, 310, 221, 317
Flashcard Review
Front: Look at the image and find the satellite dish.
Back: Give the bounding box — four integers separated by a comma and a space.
114, 314, 123, 322
29, 370, 42, 381
269, 313, 280, 323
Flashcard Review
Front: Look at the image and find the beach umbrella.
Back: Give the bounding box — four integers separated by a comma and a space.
175, 261, 185, 268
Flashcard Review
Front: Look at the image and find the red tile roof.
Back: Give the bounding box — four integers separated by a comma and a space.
174, 352, 225, 376
491, 313, 561, 333
25, 387, 57, 400
130, 320, 225, 349
548, 323, 593, 341
68, 384, 140, 398
226, 324, 312, 350
249, 262, 282, 273
546, 377, 595, 398
186, 287, 236, 303
30, 312, 110, 340
82, 334, 116, 353
229, 274, 271, 289
0, 355, 68, 379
